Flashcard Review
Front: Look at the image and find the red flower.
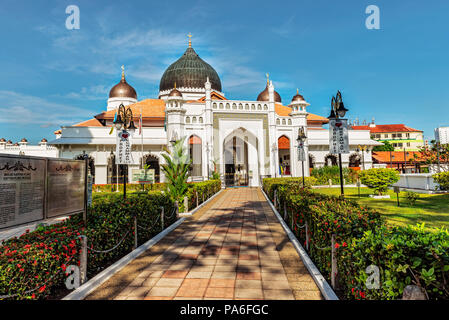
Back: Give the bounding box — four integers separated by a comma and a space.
38, 285, 46, 293
334, 243, 340, 249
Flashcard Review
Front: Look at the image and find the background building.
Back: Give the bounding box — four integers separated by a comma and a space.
435, 126, 449, 145
352, 120, 424, 151
0, 138, 58, 158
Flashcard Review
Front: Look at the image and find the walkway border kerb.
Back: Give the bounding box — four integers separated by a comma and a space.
63, 189, 224, 300
260, 188, 339, 301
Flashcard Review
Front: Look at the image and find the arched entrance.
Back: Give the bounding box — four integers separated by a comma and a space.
188, 135, 202, 177
324, 154, 338, 167
74, 153, 95, 183
278, 135, 291, 176
143, 154, 160, 183
222, 128, 259, 187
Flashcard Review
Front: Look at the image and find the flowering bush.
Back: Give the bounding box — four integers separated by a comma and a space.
0, 191, 174, 300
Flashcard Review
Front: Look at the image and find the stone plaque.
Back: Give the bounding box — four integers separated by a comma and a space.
46, 159, 85, 218
0, 155, 46, 229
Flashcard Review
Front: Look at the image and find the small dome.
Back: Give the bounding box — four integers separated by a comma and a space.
41, 138, 48, 143
20, 138, 28, 142
168, 86, 183, 98
257, 84, 281, 103
109, 68, 137, 99
0, 138, 5, 142
291, 89, 305, 103
6, 140, 12, 144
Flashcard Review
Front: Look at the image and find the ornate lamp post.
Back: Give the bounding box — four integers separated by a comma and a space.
296, 127, 307, 187
113, 104, 137, 200
328, 91, 349, 196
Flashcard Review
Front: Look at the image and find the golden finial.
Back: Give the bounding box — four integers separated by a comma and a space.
188, 33, 192, 48
266, 73, 269, 85
121, 65, 125, 80
297, 88, 299, 94
174, 82, 177, 89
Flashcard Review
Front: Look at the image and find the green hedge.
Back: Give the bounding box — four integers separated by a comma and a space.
93, 183, 167, 193
0, 191, 174, 300
311, 166, 357, 185
265, 179, 449, 300
262, 177, 318, 200
181, 180, 222, 212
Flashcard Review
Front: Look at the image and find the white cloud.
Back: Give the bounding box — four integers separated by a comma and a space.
0, 91, 92, 126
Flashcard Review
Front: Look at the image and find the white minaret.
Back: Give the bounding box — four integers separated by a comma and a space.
204, 77, 213, 179
289, 89, 310, 178
267, 79, 277, 177
165, 85, 186, 149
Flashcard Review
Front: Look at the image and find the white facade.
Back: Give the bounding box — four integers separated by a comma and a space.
0, 140, 58, 158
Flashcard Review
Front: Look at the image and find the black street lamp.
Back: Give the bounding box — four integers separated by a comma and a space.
296, 127, 307, 187
328, 91, 348, 197
113, 104, 136, 200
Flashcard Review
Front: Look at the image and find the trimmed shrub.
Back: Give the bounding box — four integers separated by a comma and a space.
311, 166, 357, 185
359, 168, 400, 195
181, 180, 221, 212
0, 191, 174, 300
433, 172, 449, 190
262, 177, 318, 200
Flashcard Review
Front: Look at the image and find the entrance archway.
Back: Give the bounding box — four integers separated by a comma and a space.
222, 128, 259, 187
143, 154, 160, 183
278, 135, 291, 176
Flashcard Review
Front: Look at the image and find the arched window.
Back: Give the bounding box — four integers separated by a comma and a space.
188, 135, 202, 176
143, 154, 161, 183
278, 136, 291, 175
324, 155, 338, 167
199, 117, 203, 123
186, 117, 191, 123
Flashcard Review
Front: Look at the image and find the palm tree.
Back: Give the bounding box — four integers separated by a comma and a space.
161, 137, 191, 201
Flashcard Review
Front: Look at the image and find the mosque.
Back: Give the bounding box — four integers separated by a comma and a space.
50, 37, 379, 186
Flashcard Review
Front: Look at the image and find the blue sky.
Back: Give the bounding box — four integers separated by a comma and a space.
0, 0, 448, 143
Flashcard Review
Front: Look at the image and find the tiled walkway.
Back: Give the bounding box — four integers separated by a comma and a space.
86, 188, 322, 300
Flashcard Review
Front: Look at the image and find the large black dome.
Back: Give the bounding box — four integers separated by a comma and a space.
159, 46, 222, 92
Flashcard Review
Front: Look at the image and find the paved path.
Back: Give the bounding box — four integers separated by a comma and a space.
86, 188, 322, 300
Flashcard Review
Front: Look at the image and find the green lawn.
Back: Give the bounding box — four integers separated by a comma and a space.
314, 187, 449, 231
